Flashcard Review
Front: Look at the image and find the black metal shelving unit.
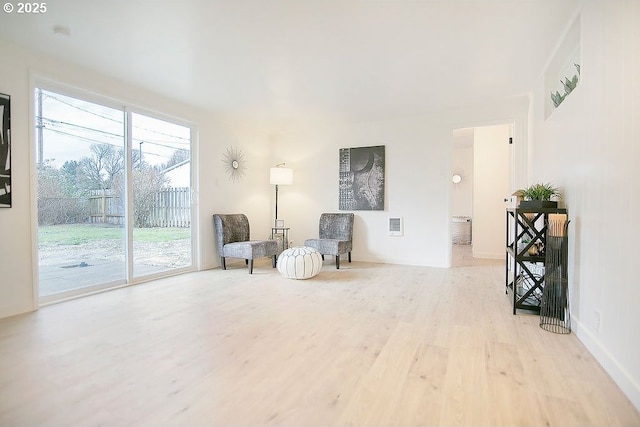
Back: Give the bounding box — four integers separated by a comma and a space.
505, 207, 568, 314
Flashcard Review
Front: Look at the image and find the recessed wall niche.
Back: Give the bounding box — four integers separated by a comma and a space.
544, 14, 581, 119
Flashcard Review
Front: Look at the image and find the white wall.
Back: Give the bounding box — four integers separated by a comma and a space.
272, 100, 529, 268
275, 116, 453, 267
451, 130, 473, 218
0, 40, 271, 318
472, 125, 510, 259
0, 42, 33, 318
530, 0, 640, 409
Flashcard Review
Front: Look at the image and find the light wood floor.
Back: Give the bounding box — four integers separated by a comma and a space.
1, 247, 639, 426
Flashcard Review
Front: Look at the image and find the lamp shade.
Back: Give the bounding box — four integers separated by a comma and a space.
270, 167, 293, 185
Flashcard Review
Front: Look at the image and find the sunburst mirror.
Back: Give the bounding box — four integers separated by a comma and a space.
222, 147, 246, 182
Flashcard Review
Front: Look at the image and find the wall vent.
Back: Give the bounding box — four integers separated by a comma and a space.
388, 217, 403, 236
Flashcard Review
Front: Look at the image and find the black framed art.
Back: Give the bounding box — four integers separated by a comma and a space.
339, 145, 385, 211
0, 93, 10, 208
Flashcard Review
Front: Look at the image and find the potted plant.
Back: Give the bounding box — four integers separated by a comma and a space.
519, 183, 560, 209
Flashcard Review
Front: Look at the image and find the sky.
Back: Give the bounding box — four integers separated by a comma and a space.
37, 89, 191, 170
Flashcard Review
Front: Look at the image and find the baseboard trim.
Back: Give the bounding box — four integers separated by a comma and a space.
573, 316, 640, 411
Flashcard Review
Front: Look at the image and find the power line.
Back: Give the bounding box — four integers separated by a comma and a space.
134, 139, 189, 152
40, 91, 122, 124
43, 127, 124, 149
39, 115, 190, 149
132, 122, 191, 143
37, 90, 192, 165
40, 116, 189, 153
41, 91, 191, 142
40, 116, 124, 140
43, 128, 173, 161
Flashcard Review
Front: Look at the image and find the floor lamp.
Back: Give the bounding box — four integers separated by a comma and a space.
270, 164, 293, 227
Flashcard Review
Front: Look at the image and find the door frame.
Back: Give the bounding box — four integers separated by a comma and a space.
448, 112, 529, 267
30, 77, 199, 306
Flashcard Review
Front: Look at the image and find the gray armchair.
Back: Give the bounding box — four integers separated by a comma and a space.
304, 213, 354, 269
213, 214, 277, 274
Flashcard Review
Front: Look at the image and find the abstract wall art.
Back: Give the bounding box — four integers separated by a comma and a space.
339, 145, 385, 211
222, 146, 246, 183
0, 93, 10, 208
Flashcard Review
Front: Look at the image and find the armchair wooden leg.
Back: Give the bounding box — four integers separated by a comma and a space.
321, 254, 325, 261
336, 255, 340, 269
248, 259, 254, 274
348, 252, 351, 263
272, 255, 277, 268
221, 257, 226, 270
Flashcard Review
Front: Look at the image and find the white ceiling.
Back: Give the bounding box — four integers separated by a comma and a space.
0, 0, 579, 128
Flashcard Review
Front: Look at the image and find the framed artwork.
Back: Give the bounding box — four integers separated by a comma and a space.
0, 93, 10, 208
339, 145, 385, 211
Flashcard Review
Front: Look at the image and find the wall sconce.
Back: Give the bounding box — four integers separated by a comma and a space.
269, 163, 293, 227
452, 174, 462, 184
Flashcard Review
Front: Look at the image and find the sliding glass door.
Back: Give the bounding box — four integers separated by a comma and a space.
36, 89, 127, 298
130, 112, 192, 278
36, 87, 193, 302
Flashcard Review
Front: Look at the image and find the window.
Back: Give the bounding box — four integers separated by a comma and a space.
35, 85, 195, 303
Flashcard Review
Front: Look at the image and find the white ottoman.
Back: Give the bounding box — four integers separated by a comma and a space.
277, 246, 323, 279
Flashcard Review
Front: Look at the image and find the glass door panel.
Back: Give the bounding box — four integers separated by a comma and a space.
130, 112, 192, 278
36, 88, 126, 299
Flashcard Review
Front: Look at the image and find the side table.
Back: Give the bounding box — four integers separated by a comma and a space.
271, 227, 290, 255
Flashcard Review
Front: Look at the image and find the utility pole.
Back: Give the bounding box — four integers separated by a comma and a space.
36, 88, 43, 164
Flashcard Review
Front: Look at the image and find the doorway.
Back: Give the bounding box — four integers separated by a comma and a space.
451, 123, 512, 266
35, 87, 194, 303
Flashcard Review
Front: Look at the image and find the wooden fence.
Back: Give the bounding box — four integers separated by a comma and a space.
149, 187, 191, 228
88, 187, 190, 227
88, 189, 124, 225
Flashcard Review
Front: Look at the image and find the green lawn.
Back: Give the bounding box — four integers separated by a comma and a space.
38, 224, 190, 245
